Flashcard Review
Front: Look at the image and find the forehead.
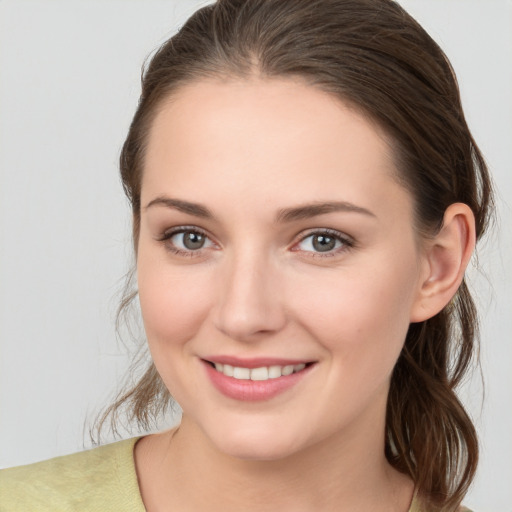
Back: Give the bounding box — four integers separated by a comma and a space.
142, 78, 410, 219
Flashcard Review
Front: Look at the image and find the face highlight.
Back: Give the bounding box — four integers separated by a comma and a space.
136, 78, 429, 460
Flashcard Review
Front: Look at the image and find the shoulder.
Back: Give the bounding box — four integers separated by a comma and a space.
0, 437, 145, 512
410, 493, 475, 512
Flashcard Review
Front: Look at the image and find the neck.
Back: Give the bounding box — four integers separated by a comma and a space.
135, 409, 414, 512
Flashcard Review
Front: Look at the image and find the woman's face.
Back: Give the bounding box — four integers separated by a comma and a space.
137, 78, 430, 460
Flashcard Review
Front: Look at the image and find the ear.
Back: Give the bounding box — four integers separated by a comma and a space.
410, 203, 476, 323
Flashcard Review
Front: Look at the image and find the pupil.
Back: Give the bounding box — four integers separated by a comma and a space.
184, 232, 205, 250
313, 235, 335, 252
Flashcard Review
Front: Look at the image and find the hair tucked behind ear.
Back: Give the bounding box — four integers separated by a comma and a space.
94, 1, 494, 510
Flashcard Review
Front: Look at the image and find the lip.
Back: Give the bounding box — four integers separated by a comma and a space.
201, 358, 315, 401
203, 355, 312, 369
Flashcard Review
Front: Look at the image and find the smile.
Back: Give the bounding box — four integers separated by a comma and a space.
212, 362, 307, 381
202, 359, 315, 401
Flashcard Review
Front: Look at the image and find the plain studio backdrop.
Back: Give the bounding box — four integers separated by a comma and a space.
0, 1, 511, 510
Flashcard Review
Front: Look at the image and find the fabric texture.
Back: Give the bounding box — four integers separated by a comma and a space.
0, 437, 145, 511
0, 436, 472, 511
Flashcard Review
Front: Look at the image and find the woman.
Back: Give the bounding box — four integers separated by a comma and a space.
0, 0, 494, 511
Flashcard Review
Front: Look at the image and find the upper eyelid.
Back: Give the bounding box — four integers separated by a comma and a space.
157, 225, 354, 250
159, 225, 211, 240
158, 227, 216, 257
294, 228, 354, 244
290, 230, 354, 260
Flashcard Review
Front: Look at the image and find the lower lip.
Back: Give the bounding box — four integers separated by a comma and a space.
203, 361, 314, 401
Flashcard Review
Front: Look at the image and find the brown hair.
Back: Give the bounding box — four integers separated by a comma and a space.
96, 1, 494, 510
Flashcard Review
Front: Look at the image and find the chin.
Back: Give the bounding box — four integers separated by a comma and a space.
218, 438, 298, 461
204, 417, 310, 461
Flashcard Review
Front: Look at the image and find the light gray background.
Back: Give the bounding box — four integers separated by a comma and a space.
0, 1, 511, 510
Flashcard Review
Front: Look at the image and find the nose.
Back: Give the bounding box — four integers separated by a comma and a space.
212, 249, 287, 342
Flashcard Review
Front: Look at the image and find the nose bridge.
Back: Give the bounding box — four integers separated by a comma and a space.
213, 244, 285, 340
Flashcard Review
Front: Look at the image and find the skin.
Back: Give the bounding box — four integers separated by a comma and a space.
133, 77, 475, 512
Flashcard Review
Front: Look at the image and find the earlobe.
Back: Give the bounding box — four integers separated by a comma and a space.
410, 203, 476, 323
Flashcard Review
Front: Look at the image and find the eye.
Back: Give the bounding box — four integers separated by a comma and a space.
294, 230, 353, 255
159, 227, 215, 255
173, 230, 209, 250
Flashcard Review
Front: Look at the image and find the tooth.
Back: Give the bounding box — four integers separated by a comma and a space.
214, 363, 224, 372
282, 365, 294, 376
250, 367, 269, 381
268, 366, 282, 379
294, 363, 306, 372
223, 364, 234, 377
233, 367, 250, 379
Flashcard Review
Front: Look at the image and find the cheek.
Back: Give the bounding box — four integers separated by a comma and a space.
136, 258, 217, 403
137, 257, 214, 348
288, 259, 418, 368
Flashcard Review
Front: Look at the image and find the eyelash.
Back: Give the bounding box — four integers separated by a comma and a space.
292, 228, 354, 258
157, 226, 214, 258
157, 226, 354, 259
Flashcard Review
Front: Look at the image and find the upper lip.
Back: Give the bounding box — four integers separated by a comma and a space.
202, 355, 314, 369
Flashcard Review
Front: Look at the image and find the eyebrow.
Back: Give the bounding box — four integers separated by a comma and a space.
145, 196, 376, 222
145, 196, 214, 219
276, 201, 376, 222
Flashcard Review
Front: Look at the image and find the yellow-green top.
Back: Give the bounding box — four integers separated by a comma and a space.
0, 437, 469, 511
0, 438, 144, 511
